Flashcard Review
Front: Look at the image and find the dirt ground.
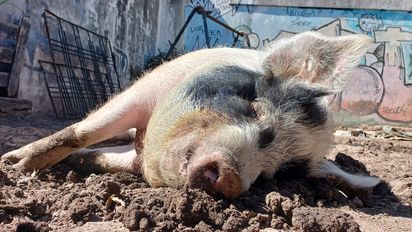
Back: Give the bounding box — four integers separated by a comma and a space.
0, 113, 411, 231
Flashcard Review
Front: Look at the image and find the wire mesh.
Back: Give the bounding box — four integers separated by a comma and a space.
40, 10, 121, 119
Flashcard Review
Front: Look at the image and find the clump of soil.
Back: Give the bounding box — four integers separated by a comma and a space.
1, 114, 411, 231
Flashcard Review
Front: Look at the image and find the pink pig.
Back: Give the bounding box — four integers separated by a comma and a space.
2, 32, 379, 198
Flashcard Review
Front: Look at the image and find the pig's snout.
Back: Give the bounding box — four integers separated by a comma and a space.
188, 157, 242, 198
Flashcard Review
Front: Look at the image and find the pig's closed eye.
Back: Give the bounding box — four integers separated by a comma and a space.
247, 106, 259, 118
258, 128, 274, 149
247, 101, 264, 119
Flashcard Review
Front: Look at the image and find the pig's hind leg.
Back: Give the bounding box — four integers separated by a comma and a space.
63, 144, 142, 174
310, 159, 380, 188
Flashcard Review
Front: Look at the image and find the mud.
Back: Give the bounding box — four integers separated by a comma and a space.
0, 114, 411, 231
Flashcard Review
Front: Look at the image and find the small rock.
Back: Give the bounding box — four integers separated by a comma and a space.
317, 199, 326, 207
14, 189, 24, 197
270, 217, 285, 229
66, 171, 79, 182
332, 201, 338, 207
139, 217, 149, 230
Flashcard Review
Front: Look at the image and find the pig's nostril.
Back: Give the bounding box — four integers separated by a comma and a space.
188, 160, 242, 198
203, 168, 219, 183
187, 164, 219, 194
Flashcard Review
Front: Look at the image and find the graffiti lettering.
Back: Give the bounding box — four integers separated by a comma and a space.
212, 0, 231, 15
381, 105, 409, 115
189, 26, 222, 37
291, 18, 313, 28
287, 8, 321, 18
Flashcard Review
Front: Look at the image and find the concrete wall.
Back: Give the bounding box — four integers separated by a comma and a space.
182, 0, 412, 125
0, 0, 183, 113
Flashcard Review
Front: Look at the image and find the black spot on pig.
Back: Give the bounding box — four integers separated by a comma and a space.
255, 76, 282, 98
258, 128, 275, 149
184, 66, 260, 118
300, 101, 329, 126
282, 84, 331, 126
184, 66, 258, 102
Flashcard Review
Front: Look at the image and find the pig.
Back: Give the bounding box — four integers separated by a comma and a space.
1, 32, 380, 198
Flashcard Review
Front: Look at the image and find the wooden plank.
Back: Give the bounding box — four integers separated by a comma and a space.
0, 21, 18, 38
0, 72, 9, 87
0, 46, 14, 64
0, 96, 32, 113
8, 16, 30, 97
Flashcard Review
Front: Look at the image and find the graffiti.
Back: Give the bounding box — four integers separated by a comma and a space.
381, 105, 409, 114
183, 0, 238, 50
187, 0, 220, 18
233, 25, 259, 48
358, 14, 384, 35
231, 0, 254, 16
212, 0, 231, 16
186, 24, 223, 50
189, 25, 222, 36
291, 18, 313, 28
287, 8, 320, 29
85, 9, 98, 32
187, 35, 221, 51
183, 1, 412, 123
186, 0, 253, 18
286, 8, 321, 18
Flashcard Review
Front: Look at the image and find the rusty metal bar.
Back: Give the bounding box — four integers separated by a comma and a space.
204, 14, 245, 36
165, 6, 250, 59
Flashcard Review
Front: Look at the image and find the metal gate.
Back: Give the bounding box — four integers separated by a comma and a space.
40, 10, 121, 119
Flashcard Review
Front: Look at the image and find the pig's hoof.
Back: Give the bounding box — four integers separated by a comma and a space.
1, 149, 47, 172
1, 149, 24, 164
12, 158, 39, 172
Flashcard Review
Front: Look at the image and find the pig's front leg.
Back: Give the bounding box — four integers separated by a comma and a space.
1, 84, 146, 172
0, 70, 171, 172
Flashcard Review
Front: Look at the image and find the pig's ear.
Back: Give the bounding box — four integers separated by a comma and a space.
263, 32, 372, 91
